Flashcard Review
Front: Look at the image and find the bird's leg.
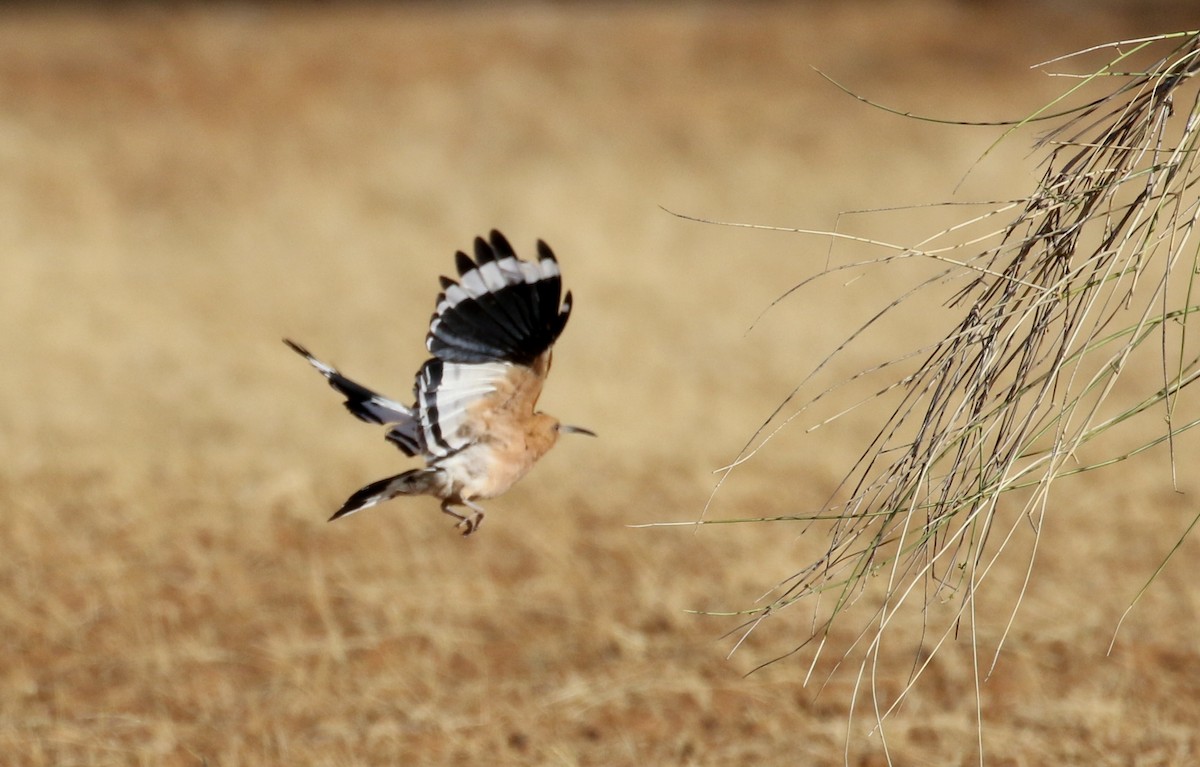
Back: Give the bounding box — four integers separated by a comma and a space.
439, 501, 471, 532
441, 499, 486, 536
461, 499, 486, 534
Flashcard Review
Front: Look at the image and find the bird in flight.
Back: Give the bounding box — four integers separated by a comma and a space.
285, 230, 593, 535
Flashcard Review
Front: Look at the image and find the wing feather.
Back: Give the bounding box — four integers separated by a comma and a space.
426, 231, 572, 366
284, 339, 422, 456
416, 359, 510, 459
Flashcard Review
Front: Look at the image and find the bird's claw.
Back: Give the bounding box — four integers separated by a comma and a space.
456, 513, 484, 536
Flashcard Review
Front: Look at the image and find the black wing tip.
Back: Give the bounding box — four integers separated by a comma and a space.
283, 338, 311, 357
489, 230, 516, 258
454, 250, 474, 276
473, 235, 497, 264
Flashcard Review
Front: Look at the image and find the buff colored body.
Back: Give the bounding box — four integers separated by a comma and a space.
405, 358, 567, 531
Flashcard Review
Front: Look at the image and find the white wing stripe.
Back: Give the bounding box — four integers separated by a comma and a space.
436, 257, 561, 315
417, 360, 511, 458
476, 260, 508, 292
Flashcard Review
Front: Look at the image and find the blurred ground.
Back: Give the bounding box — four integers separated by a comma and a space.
2, 2, 1199, 765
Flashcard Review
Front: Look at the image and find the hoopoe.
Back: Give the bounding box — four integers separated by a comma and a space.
285, 230, 593, 535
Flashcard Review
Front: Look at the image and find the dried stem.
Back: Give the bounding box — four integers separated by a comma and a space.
690, 30, 1200, 732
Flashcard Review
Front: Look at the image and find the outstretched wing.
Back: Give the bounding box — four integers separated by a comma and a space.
283, 339, 422, 456
426, 230, 572, 367
416, 230, 573, 459
287, 232, 572, 465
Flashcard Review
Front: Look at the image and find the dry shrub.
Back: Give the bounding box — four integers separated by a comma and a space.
690, 29, 1200, 743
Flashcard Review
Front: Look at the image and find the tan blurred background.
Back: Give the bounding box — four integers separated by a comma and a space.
2, 2, 1199, 765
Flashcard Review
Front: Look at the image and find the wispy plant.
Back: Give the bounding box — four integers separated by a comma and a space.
678, 29, 1200, 743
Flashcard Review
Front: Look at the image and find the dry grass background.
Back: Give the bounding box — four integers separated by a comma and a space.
3, 2, 1200, 765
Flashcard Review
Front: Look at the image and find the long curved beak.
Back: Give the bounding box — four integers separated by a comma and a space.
560, 424, 597, 437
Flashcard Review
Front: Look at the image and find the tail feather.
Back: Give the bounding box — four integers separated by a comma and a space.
426, 231, 571, 366
329, 468, 445, 521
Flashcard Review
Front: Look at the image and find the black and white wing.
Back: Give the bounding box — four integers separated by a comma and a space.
415, 230, 573, 459
286, 232, 572, 464
283, 339, 422, 456
413, 358, 510, 459
426, 230, 572, 367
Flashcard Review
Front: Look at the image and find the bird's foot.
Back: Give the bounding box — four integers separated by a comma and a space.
443, 501, 485, 536
456, 512, 484, 536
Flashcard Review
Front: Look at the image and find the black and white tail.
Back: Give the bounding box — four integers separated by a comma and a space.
330, 467, 445, 521
426, 230, 572, 367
